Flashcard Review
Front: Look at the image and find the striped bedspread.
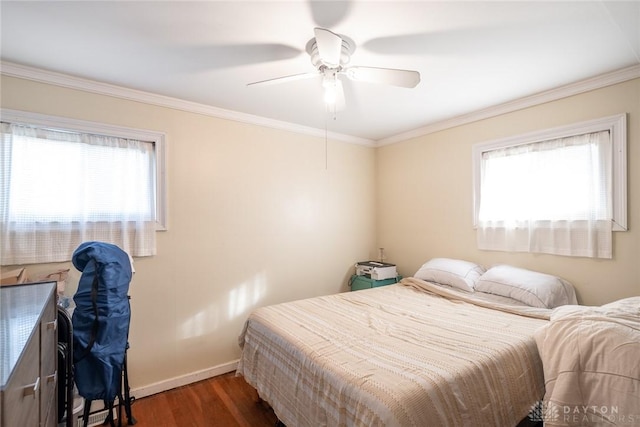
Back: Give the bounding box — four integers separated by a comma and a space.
237, 278, 551, 427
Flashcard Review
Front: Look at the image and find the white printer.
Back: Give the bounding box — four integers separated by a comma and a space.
355, 261, 397, 280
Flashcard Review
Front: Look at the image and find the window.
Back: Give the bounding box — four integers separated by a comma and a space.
1, 109, 166, 265
472, 114, 626, 259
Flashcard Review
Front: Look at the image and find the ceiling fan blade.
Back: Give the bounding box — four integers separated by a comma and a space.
247, 72, 318, 87
314, 27, 343, 68
344, 66, 421, 88
309, 0, 352, 28
177, 43, 302, 71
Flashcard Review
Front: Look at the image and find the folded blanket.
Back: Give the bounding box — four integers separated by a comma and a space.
534, 297, 640, 426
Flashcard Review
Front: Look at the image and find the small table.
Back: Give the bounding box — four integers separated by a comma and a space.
349, 275, 402, 291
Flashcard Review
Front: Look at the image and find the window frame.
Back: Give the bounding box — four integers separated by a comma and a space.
472, 113, 627, 231
1, 108, 168, 230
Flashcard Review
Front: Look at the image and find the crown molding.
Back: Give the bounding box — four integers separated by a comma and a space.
377, 64, 640, 146
3, 61, 638, 148
0, 61, 375, 147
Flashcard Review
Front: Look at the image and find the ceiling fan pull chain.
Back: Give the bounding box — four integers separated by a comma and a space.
324, 112, 328, 170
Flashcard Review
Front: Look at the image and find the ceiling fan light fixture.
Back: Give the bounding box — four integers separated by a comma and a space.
324, 85, 337, 104
345, 68, 358, 80
322, 72, 338, 104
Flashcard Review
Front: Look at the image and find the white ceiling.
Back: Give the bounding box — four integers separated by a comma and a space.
1, 1, 639, 143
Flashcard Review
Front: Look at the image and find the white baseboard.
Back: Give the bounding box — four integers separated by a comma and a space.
130, 359, 239, 399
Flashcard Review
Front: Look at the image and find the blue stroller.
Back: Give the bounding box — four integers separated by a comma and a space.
72, 241, 136, 426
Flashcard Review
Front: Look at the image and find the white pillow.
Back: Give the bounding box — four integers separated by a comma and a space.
475, 265, 577, 309
413, 258, 485, 292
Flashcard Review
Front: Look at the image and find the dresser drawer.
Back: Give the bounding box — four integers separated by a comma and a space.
1, 281, 57, 427
41, 298, 58, 427
2, 327, 41, 427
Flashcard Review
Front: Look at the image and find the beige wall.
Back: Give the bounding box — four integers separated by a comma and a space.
377, 78, 640, 306
1, 76, 377, 390
3, 73, 639, 395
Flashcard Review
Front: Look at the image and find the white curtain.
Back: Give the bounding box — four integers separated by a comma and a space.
477, 130, 612, 259
1, 122, 157, 265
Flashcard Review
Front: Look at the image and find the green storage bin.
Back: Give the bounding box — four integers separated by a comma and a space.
350, 275, 402, 291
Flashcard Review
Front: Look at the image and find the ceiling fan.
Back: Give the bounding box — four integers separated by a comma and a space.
247, 28, 421, 111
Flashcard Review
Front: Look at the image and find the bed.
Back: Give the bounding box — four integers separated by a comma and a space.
237, 259, 577, 427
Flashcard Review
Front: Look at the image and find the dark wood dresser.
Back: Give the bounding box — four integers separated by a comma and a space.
1, 281, 57, 427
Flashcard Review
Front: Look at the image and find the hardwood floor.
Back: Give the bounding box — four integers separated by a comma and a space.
121, 373, 541, 427
125, 372, 278, 427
